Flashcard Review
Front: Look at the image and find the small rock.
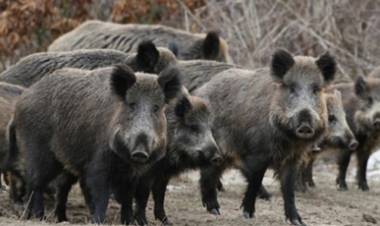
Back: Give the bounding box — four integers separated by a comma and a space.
363, 214, 377, 224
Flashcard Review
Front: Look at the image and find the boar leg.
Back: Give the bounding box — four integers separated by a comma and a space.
280, 163, 306, 226
152, 175, 171, 225
134, 176, 154, 226
54, 171, 78, 222
200, 166, 225, 215
86, 170, 110, 224
79, 179, 94, 214
336, 150, 352, 191
25, 145, 62, 220
356, 151, 370, 191
113, 178, 137, 225
304, 157, 315, 187
240, 162, 268, 218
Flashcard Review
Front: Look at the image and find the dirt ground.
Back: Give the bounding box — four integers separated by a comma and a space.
0, 164, 379, 226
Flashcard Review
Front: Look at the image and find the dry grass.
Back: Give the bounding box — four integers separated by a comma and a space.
1, 0, 380, 82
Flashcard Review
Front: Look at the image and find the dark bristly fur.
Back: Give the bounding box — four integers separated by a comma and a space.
48, 20, 231, 62
194, 50, 335, 226
133, 92, 222, 225
0, 41, 176, 87
333, 75, 380, 191
9, 65, 182, 224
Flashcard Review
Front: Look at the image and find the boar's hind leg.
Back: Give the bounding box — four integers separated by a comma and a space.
25, 147, 62, 220
257, 185, 272, 201
152, 175, 171, 225
336, 150, 352, 191
280, 163, 306, 226
356, 151, 370, 191
54, 171, 78, 222
305, 157, 316, 187
240, 156, 268, 219
134, 176, 154, 226
200, 166, 225, 215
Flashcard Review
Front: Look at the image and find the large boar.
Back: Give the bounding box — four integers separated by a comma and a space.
48, 20, 231, 62
132, 90, 222, 225
8, 65, 182, 223
0, 41, 176, 87
194, 50, 335, 226
297, 89, 358, 191
333, 76, 380, 191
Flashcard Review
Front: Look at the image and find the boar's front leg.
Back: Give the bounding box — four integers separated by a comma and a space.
113, 177, 137, 225
152, 174, 171, 225
240, 156, 268, 218
200, 165, 225, 215
336, 149, 352, 191
356, 150, 370, 191
134, 176, 154, 226
86, 169, 110, 224
280, 162, 306, 226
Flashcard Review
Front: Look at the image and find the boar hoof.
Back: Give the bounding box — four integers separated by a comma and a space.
209, 208, 220, 215
134, 212, 148, 226
337, 183, 348, 191
358, 182, 369, 191
286, 217, 306, 226
307, 181, 316, 188
161, 217, 173, 226
242, 211, 254, 219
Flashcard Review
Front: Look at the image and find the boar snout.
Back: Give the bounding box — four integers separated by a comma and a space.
296, 123, 315, 139
295, 109, 317, 139
348, 139, 359, 151
131, 149, 149, 163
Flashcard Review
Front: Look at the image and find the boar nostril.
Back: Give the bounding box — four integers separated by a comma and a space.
296, 124, 314, 138
131, 151, 149, 163
348, 140, 359, 150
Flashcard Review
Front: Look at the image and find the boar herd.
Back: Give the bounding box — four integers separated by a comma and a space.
0, 20, 379, 226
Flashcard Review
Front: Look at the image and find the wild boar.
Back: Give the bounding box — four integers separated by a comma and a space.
48, 20, 231, 62
194, 50, 336, 226
0, 41, 176, 87
333, 76, 380, 191
8, 65, 182, 223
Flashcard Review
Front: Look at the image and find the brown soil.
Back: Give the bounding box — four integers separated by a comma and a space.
0, 167, 379, 226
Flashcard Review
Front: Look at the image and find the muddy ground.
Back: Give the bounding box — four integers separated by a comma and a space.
0, 163, 379, 226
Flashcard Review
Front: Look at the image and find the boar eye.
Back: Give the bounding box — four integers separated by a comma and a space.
312, 84, 321, 94
153, 105, 160, 113
129, 102, 137, 110
328, 114, 337, 124
288, 83, 296, 93
367, 97, 373, 105
189, 124, 200, 132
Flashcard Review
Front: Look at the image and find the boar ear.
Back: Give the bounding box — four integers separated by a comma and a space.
316, 52, 336, 83
110, 64, 136, 98
271, 49, 294, 81
136, 41, 159, 73
158, 66, 182, 103
175, 95, 192, 118
203, 31, 220, 59
168, 42, 179, 57
355, 76, 369, 98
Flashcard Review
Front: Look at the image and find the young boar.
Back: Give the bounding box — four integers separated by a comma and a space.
48, 20, 231, 62
0, 41, 176, 87
194, 50, 336, 226
132, 90, 222, 225
297, 89, 358, 191
9, 65, 182, 223
333, 76, 380, 191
